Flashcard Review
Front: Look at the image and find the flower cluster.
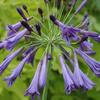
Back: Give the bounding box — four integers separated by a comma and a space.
0, 0, 100, 100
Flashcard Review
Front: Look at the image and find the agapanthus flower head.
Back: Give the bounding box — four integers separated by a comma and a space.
0, 0, 100, 100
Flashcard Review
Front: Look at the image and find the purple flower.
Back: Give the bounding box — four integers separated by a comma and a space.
79, 40, 96, 55
73, 51, 95, 90
39, 54, 48, 88
76, 49, 100, 77
78, 29, 100, 42
79, 70, 95, 90
0, 48, 23, 75
6, 17, 32, 37
4, 51, 32, 86
59, 56, 77, 94
50, 15, 79, 45
25, 60, 43, 99
6, 29, 30, 50
73, 51, 84, 87
23, 47, 37, 66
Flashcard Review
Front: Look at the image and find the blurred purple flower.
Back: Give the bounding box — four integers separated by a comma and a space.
6, 29, 30, 50
23, 47, 37, 66
25, 60, 43, 99
79, 40, 96, 55
0, 48, 23, 75
6, 17, 32, 37
76, 49, 100, 77
73, 51, 95, 90
39, 54, 48, 88
4, 51, 33, 86
59, 56, 77, 94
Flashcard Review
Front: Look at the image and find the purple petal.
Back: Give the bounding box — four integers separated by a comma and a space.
39, 54, 48, 88
7, 17, 32, 37
72, 51, 95, 90
79, 41, 95, 55
23, 47, 37, 66
73, 51, 84, 87
25, 60, 43, 97
6, 29, 29, 50
4, 52, 30, 86
0, 48, 23, 75
80, 70, 95, 90
59, 56, 77, 94
76, 49, 100, 77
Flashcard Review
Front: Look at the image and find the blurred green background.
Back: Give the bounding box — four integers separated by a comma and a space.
0, 0, 100, 100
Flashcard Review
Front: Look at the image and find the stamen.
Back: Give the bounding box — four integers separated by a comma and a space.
34, 23, 41, 36
21, 21, 33, 32
49, 15, 56, 24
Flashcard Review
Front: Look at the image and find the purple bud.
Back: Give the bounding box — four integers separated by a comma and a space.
34, 23, 41, 36
0, 48, 23, 75
50, 15, 57, 24
21, 21, 33, 32
38, 8, 43, 18
16, 7, 27, 21
7, 17, 33, 37
22, 4, 29, 15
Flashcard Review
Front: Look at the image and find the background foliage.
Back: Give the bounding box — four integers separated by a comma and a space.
0, 0, 100, 100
